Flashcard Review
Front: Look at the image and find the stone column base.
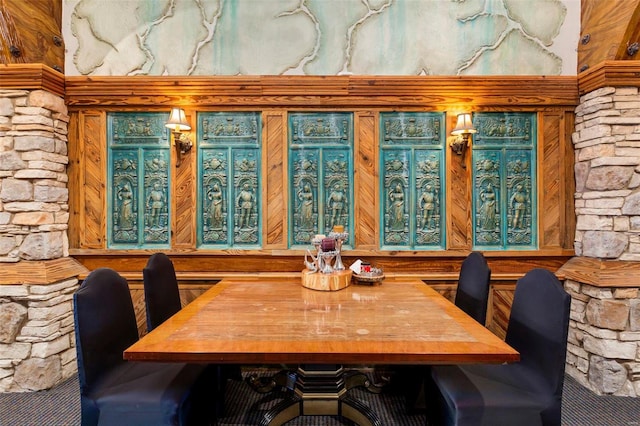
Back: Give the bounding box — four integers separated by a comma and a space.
558, 257, 640, 397
0, 258, 88, 392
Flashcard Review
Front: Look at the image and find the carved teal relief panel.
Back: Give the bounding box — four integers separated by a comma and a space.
472, 113, 537, 250
107, 112, 171, 248
288, 113, 353, 248
197, 112, 261, 248
380, 112, 445, 250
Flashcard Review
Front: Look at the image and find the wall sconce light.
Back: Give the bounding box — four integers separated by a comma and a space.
165, 107, 192, 167
450, 113, 477, 168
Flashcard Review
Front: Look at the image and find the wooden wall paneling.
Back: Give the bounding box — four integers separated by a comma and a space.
129, 288, 148, 337
563, 111, 576, 249
67, 112, 80, 248
263, 110, 287, 248
172, 109, 196, 248
539, 111, 563, 249
354, 111, 378, 249
447, 113, 471, 250
430, 284, 457, 304
129, 282, 212, 337
488, 284, 515, 339
63, 76, 578, 281
80, 111, 106, 248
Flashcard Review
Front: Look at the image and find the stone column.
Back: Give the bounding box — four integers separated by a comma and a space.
560, 86, 640, 397
0, 89, 87, 392
573, 86, 640, 260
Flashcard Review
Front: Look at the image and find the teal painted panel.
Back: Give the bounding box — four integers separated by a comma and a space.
107, 112, 171, 249
232, 149, 260, 245
197, 112, 261, 248
200, 149, 229, 245
473, 150, 503, 247
142, 149, 171, 245
288, 113, 353, 248
110, 149, 139, 245
290, 148, 320, 245
380, 112, 445, 250
472, 112, 537, 250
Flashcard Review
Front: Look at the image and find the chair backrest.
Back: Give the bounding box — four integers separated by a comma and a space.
505, 268, 571, 396
454, 252, 491, 325
143, 252, 182, 332
73, 268, 138, 394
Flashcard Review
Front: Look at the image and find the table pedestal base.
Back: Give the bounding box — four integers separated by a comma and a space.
259, 365, 382, 426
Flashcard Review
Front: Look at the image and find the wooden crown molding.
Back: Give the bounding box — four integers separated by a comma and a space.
556, 256, 640, 287
0, 64, 65, 97
0, 257, 89, 285
0, 68, 578, 108
64, 75, 578, 108
578, 60, 640, 95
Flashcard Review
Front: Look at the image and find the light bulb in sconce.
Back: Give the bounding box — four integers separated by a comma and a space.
165, 107, 193, 167
450, 113, 477, 168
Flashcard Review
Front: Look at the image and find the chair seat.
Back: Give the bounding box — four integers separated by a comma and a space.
85, 362, 214, 426
430, 363, 559, 426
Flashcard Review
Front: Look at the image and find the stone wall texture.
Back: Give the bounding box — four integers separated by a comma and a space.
0, 279, 78, 392
564, 279, 640, 396
572, 87, 640, 261
0, 89, 69, 262
566, 85, 640, 397
0, 89, 76, 392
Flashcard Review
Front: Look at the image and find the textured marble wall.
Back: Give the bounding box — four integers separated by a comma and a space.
62, 0, 580, 76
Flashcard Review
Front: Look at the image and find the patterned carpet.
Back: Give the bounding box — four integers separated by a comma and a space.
1, 369, 639, 425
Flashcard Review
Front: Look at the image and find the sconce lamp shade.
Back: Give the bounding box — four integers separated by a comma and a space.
451, 113, 477, 135
165, 108, 191, 132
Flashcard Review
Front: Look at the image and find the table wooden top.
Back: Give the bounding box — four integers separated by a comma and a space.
124, 276, 519, 365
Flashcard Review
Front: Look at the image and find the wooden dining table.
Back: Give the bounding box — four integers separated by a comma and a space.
125, 275, 518, 425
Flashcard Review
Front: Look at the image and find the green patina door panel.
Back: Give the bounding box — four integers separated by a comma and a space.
107, 112, 171, 249
288, 112, 354, 248
380, 112, 446, 250
197, 112, 262, 248
472, 112, 537, 250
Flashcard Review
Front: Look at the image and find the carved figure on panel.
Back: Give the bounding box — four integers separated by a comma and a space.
510, 184, 528, 229
117, 183, 134, 230
147, 183, 166, 229
238, 157, 255, 172
146, 157, 167, 171
236, 183, 255, 229
388, 183, 405, 231
479, 183, 498, 230
327, 183, 346, 228
298, 183, 314, 230
126, 119, 135, 135
208, 183, 224, 230
419, 184, 436, 230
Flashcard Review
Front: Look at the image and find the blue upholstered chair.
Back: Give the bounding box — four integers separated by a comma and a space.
143, 253, 240, 418
142, 252, 183, 332
427, 268, 571, 426
73, 267, 215, 426
404, 252, 492, 413
454, 251, 491, 325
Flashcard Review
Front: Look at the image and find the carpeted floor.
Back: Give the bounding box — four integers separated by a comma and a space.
1, 369, 639, 425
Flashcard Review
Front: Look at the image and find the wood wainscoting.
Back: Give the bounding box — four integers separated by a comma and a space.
63, 74, 578, 337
